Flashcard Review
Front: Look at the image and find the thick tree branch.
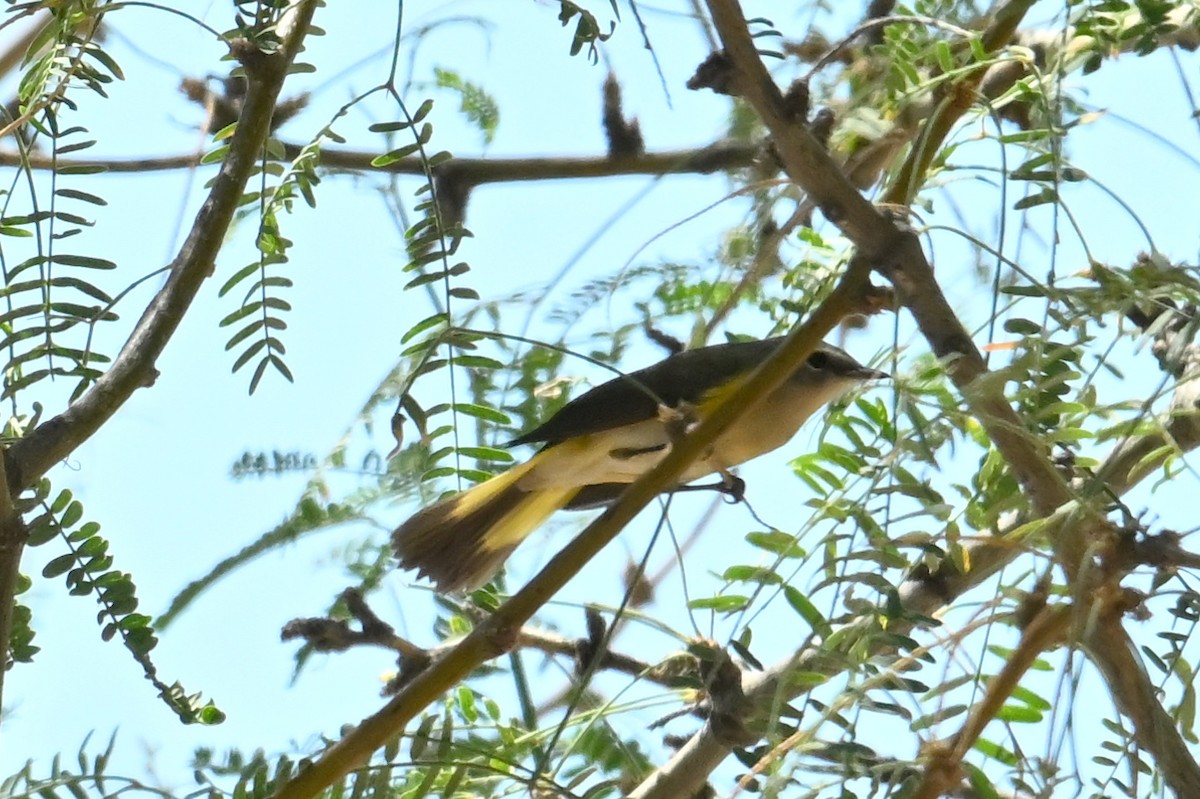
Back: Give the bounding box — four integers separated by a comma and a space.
704, 0, 1071, 518
4, 5, 321, 492
1086, 617, 1200, 794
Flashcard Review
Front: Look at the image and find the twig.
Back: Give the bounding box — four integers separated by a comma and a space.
281, 588, 427, 660
802, 15, 975, 81
516, 625, 664, 685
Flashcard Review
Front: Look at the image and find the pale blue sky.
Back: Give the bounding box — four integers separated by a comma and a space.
2, 1, 1198, 795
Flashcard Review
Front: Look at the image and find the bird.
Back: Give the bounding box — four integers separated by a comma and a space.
392, 337, 887, 592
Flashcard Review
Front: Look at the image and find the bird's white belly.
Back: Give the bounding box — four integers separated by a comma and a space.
516, 389, 813, 492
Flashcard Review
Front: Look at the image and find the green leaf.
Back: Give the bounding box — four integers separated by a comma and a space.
973, 737, 1019, 766
43, 553, 76, 578
783, 585, 832, 638
996, 704, 1043, 723
249, 357, 272, 393
60, 500, 83, 528
50, 254, 116, 270
400, 312, 448, 344
371, 142, 421, 167
456, 446, 513, 463
226, 320, 266, 351
270, 354, 294, 382
232, 339, 269, 373
453, 403, 510, 425
220, 301, 264, 328
1013, 187, 1058, 210
219, 263, 261, 297
745, 531, 805, 558
54, 188, 107, 206
688, 594, 749, 613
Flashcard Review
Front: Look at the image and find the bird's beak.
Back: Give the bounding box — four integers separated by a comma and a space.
858, 366, 890, 381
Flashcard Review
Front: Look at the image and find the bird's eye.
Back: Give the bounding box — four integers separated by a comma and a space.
807, 351, 829, 369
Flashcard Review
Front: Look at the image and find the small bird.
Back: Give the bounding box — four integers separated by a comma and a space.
393, 337, 887, 592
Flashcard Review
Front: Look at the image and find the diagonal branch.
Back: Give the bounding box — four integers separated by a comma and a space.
1085, 617, 1200, 795
704, 0, 1070, 517
912, 604, 1071, 799
3, 5, 321, 492
268, 256, 876, 799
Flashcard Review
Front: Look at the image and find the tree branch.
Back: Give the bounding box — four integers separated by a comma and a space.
0, 140, 759, 181
913, 604, 1070, 799
704, 0, 1071, 515
1085, 617, 1200, 795
0, 451, 24, 710
4, 4, 321, 492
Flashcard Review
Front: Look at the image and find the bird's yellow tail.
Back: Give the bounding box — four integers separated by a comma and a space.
392, 457, 580, 592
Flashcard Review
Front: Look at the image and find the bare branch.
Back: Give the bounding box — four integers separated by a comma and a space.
0, 139, 758, 180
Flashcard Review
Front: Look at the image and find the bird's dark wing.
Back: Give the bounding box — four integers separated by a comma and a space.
508, 338, 785, 447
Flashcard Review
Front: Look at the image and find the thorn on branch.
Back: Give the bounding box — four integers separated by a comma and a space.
602, 73, 644, 158
781, 79, 810, 123
643, 325, 684, 355
687, 51, 739, 97
808, 107, 836, 150
573, 606, 608, 676
432, 166, 471, 231
180, 73, 308, 135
